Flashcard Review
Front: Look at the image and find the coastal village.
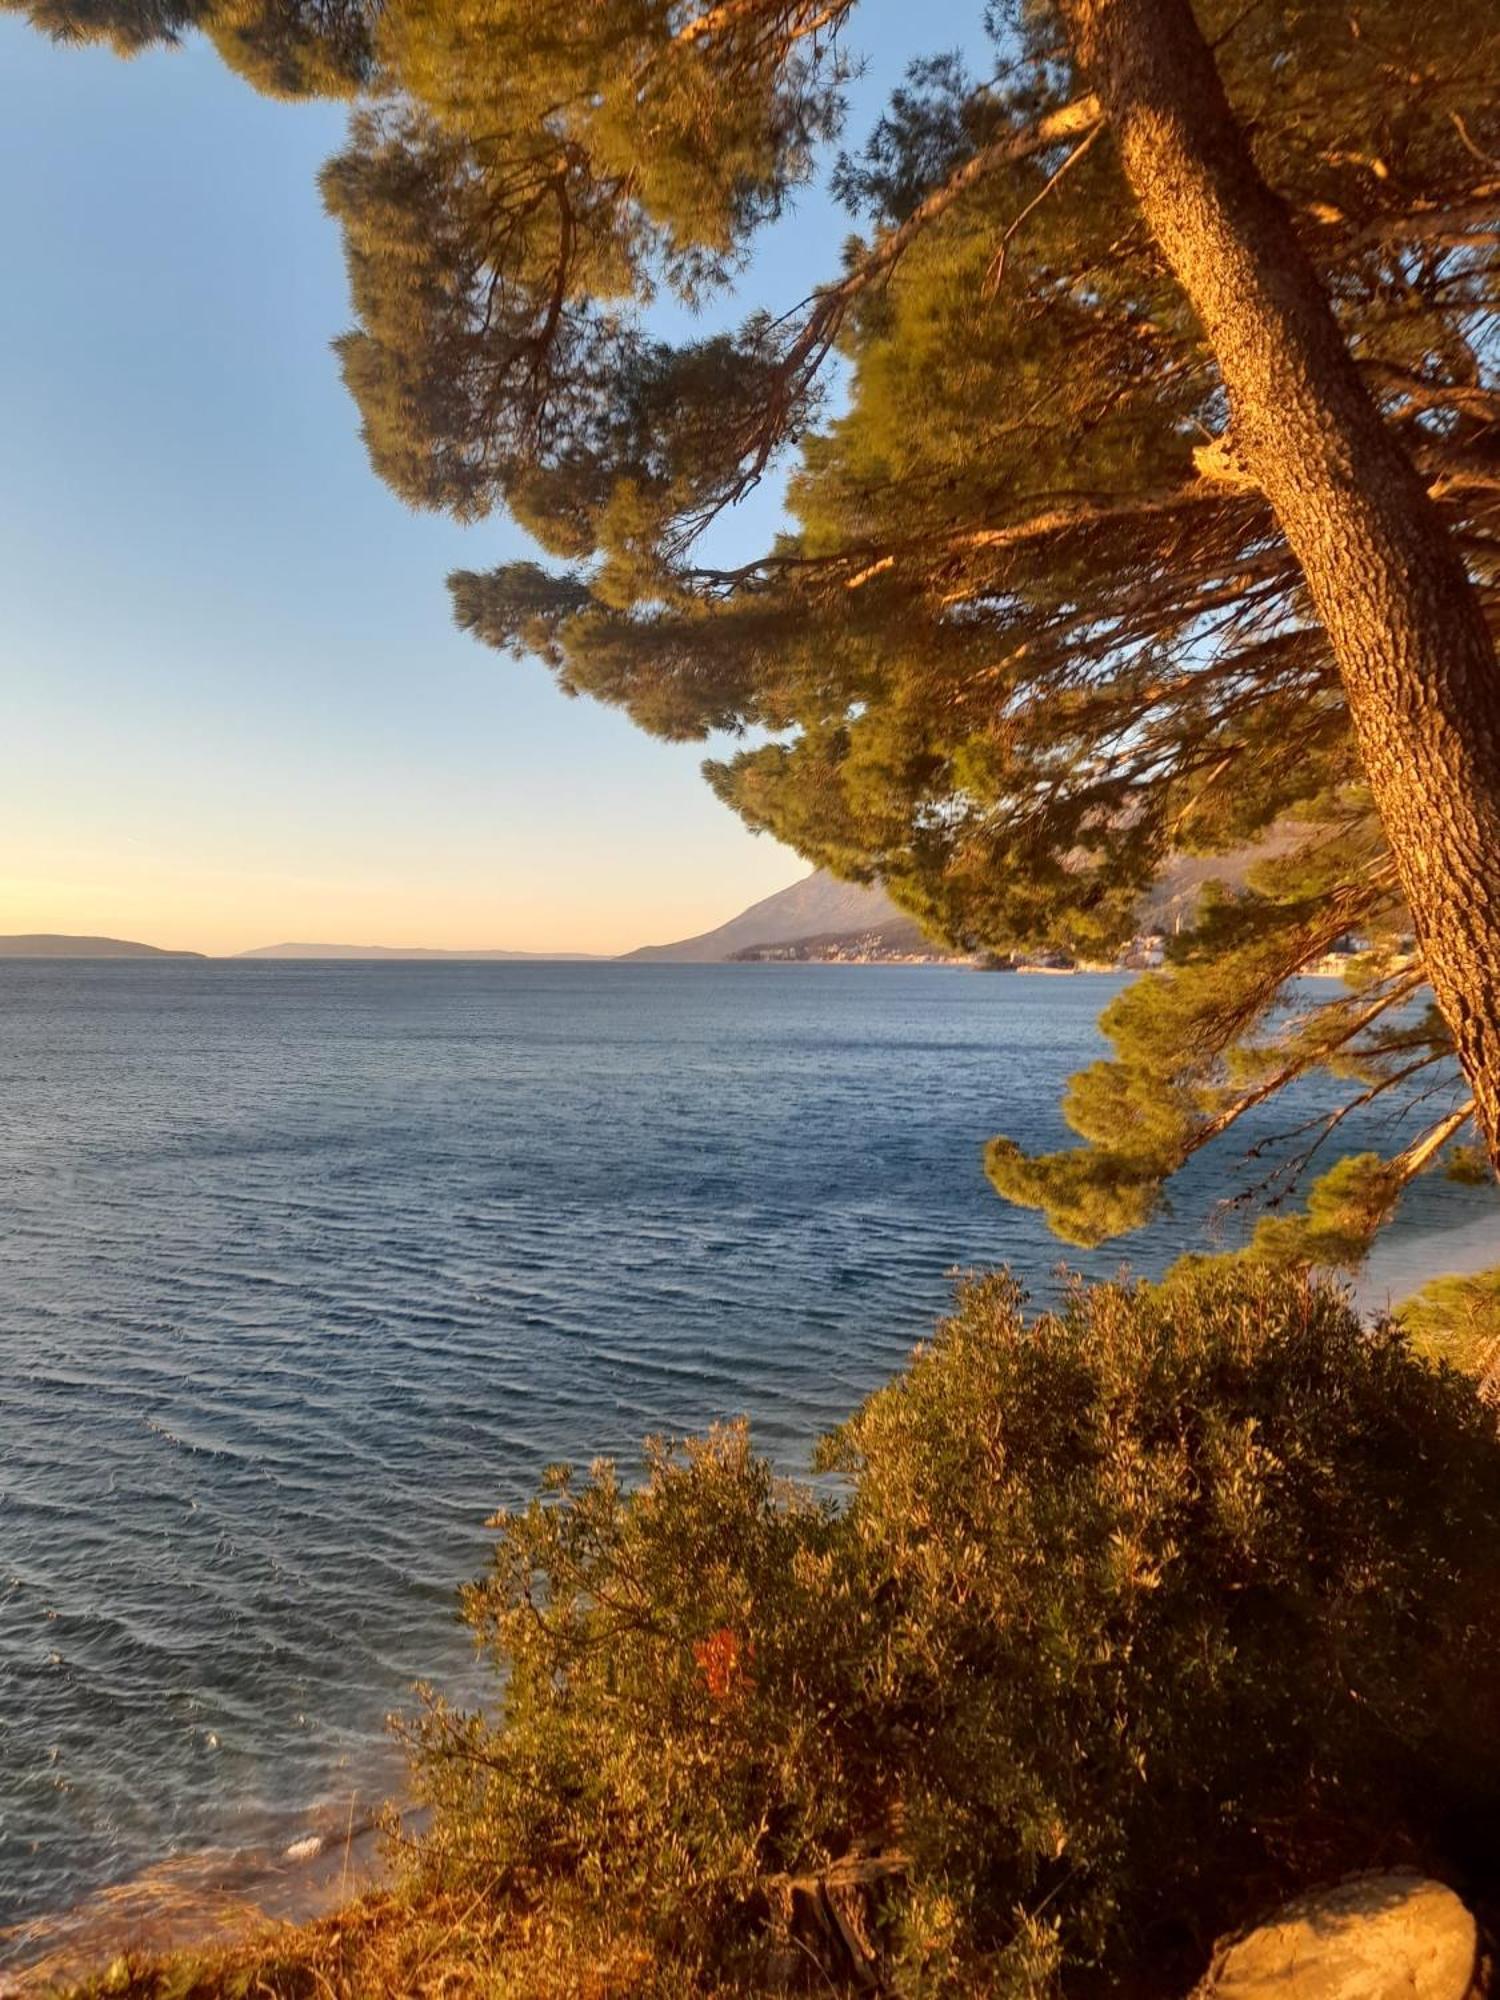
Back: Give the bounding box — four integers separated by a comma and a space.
731, 928, 1380, 976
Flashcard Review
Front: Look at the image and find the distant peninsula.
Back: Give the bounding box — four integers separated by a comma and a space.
0, 934, 204, 959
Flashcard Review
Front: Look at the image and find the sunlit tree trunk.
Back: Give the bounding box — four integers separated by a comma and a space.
1057, 0, 1500, 1172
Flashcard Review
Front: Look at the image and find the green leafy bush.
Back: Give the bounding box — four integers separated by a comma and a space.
407, 1268, 1500, 1993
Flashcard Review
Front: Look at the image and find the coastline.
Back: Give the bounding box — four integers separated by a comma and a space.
7, 1209, 1495, 1995
0, 1802, 393, 1996
1356, 1210, 1500, 1315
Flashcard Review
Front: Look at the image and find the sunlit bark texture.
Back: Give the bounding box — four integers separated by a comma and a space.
12, 0, 1500, 1240
1056, 0, 1500, 1172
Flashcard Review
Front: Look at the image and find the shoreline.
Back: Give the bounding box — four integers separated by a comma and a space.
0, 1801, 395, 1995
7, 1215, 1494, 1993
1356, 1210, 1499, 1315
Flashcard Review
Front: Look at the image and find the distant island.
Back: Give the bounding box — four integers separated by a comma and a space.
0, 934, 204, 959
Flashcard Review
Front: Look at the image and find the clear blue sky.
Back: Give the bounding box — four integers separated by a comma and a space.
0, 6, 983, 953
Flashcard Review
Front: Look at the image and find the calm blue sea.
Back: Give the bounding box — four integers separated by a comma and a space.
0, 960, 1491, 1945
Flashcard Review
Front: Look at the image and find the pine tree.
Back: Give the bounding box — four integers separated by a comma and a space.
12, 0, 1499, 1254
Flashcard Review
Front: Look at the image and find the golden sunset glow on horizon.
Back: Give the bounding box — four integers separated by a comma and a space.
0, 816, 816, 964
0, 832, 808, 958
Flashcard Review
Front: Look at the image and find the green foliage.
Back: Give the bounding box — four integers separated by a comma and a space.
409, 1429, 878, 1986
1177, 1154, 1406, 1274
10, 0, 1498, 1245
1400, 1266, 1500, 1384
307, 1, 851, 533
5, 0, 375, 94
362, 0, 1493, 1252
406, 1267, 1500, 1992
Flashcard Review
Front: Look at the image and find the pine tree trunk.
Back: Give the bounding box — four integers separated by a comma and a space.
1055, 0, 1500, 1173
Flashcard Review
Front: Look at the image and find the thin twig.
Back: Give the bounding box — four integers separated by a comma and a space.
984, 122, 1105, 298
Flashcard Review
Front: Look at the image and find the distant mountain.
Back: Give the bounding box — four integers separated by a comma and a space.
0, 934, 203, 959
1138, 834, 1296, 932
622, 871, 911, 963
624, 842, 1297, 968
238, 943, 602, 960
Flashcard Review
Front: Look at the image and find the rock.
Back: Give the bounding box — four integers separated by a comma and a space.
1198, 1872, 1481, 1999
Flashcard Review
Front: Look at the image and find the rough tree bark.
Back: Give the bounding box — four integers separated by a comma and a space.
1055, 0, 1500, 1172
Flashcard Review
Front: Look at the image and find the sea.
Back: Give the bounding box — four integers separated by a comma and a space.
1, 959, 1494, 1966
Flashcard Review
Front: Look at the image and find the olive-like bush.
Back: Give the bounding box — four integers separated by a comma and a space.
406, 1267, 1500, 1994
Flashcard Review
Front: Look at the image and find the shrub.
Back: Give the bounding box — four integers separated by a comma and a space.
406, 1268, 1500, 1993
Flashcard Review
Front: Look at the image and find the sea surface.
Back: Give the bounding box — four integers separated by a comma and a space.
1, 959, 1493, 1954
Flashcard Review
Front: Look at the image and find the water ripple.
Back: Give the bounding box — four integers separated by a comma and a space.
1, 959, 1491, 1948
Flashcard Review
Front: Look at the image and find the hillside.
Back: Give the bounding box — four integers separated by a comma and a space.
728, 917, 942, 962
0, 934, 202, 959
622, 871, 906, 963
1138, 836, 1294, 932
625, 842, 1297, 967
